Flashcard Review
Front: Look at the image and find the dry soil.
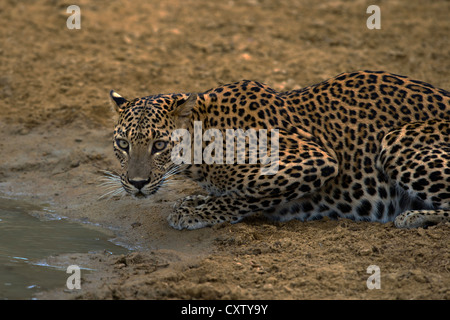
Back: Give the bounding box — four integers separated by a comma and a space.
0, 0, 449, 300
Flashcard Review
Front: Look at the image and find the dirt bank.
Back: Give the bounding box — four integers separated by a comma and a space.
0, 0, 449, 300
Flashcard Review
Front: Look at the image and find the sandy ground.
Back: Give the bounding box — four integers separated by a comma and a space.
0, 0, 449, 300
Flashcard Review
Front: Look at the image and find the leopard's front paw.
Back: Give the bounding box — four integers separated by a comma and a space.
167, 207, 214, 230
172, 194, 210, 209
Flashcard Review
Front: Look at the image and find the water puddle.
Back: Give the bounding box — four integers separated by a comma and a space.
0, 197, 128, 299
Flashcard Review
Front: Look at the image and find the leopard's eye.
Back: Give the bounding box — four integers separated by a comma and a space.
152, 141, 167, 153
116, 139, 129, 151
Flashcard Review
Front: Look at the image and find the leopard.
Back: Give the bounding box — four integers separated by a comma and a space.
105, 71, 450, 230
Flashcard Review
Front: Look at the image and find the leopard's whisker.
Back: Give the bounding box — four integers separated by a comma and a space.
98, 187, 125, 200
97, 169, 125, 200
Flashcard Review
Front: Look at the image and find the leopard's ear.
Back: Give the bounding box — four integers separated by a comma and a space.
109, 90, 128, 113
171, 93, 197, 128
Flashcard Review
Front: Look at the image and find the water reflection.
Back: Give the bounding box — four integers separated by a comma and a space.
0, 198, 127, 299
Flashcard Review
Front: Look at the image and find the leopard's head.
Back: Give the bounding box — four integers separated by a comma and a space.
107, 90, 197, 198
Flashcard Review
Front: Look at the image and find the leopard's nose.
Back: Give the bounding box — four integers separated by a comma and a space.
128, 179, 149, 190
